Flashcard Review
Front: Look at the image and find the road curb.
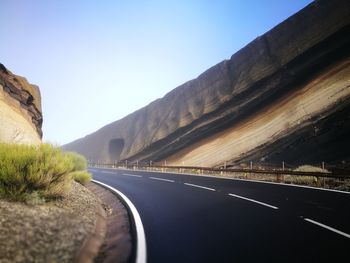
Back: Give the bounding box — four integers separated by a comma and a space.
74, 203, 107, 263
92, 179, 147, 263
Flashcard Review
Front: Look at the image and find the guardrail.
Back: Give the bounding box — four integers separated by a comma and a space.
89, 162, 350, 179
89, 162, 350, 191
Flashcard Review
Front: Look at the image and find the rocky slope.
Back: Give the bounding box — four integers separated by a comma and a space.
0, 64, 42, 144
64, 0, 350, 167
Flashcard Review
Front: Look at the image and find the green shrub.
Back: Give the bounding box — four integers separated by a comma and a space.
71, 171, 92, 185
64, 151, 87, 171
0, 143, 74, 202
63, 151, 92, 184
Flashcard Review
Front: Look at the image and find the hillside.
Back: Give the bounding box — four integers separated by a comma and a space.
63, 0, 350, 167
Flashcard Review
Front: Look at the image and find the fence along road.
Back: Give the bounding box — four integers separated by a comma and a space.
90, 162, 350, 179
90, 167, 350, 263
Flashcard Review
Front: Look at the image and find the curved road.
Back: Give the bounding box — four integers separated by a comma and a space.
90, 168, 350, 263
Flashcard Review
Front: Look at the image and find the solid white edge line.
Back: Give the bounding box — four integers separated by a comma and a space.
96, 167, 350, 195
304, 218, 350, 239
124, 173, 143, 178
149, 177, 174, 183
228, 193, 279, 210
184, 183, 216, 191
92, 179, 147, 263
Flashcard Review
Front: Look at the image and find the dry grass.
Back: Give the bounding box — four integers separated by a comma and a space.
64, 151, 87, 171
283, 165, 329, 186
0, 143, 92, 203
64, 151, 92, 185
294, 165, 329, 173
0, 143, 74, 202
70, 171, 92, 185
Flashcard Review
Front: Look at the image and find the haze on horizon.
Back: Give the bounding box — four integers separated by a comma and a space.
0, 0, 312, 145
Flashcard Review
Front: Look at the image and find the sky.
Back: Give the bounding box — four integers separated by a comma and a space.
0, 0, 313, 145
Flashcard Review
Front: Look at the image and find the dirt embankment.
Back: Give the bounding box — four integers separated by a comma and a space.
0, 182, 99, 263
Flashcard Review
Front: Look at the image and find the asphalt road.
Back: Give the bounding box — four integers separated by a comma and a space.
89, 168, 350, 263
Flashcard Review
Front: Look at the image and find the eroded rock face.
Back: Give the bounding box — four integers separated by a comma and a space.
63, 0, 350, 167
0, 65, 42, 144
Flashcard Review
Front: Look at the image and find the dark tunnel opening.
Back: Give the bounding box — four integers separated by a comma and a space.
109, 138, 125, 161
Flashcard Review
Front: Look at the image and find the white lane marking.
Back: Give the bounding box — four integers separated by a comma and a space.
113, 167, 350, 195
92, 180, 147, 263
101, 171, 116, 174
184, 183, 216, 191
228, 193, 278, 209
149, 177, 174, 183
304, 218, 350, 239
124, 173, 143, 178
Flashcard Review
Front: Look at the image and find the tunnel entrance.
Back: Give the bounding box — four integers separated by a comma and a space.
108, 138, 125, 162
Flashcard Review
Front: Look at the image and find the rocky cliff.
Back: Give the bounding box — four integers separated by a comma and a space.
0, 64, 42, 144
63, 0, 350, 167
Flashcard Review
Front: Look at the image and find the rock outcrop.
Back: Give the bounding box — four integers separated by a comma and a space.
0, 64, 42, 144
63, 0, 350, 167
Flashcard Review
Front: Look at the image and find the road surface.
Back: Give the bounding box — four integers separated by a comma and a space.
89, 167, 350, 263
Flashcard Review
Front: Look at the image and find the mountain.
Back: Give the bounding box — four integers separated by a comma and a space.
63, 0, 350, 167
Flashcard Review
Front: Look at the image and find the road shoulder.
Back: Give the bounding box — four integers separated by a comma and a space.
86, 182, 132, 263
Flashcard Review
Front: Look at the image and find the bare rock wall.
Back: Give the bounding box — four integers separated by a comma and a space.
0, 65, 42, 144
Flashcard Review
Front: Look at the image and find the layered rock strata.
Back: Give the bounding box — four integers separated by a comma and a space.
63, 0, 350, 167
0, 64, 42, 144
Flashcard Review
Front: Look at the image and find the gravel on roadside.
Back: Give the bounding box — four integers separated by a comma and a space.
0, 181, 100, 263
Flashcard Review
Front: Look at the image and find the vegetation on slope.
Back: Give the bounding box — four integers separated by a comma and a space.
64, 151, 92, 185
0, 143, 91, 203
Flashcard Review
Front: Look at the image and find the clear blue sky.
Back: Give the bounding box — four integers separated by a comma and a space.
0, 0, 313, 145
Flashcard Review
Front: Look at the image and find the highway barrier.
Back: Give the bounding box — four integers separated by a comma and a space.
88, 161, 350, 191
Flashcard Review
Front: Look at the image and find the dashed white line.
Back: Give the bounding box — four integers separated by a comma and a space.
184, 183, 216, 191
304, 218, 350, 239
101, 171, 116, 174
228, 193, 278, 209
124, 173, 143, 178
120, 167, 350, 195
150, 177, 174, 183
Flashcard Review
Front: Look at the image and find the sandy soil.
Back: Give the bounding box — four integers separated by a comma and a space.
0, 182, 99, 263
